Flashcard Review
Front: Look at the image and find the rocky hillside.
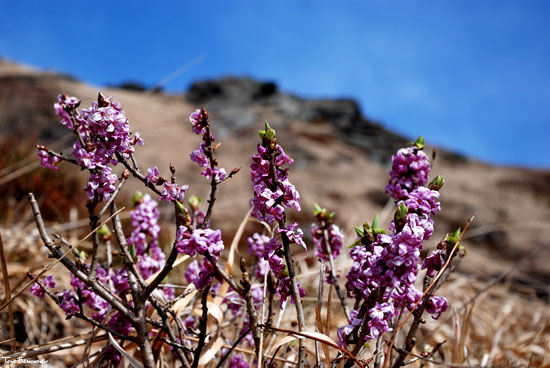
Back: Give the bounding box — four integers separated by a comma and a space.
1, 59, 549, 296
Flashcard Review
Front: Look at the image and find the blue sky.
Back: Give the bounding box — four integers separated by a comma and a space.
1, 1, 549, 168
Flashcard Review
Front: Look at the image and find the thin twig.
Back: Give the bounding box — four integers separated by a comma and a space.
24, 193, 137, 322
323, 228, 350, 323
0, 233, 15, 351
191, 285, 211, 368
315, 259, 325, 368
280, 231, 307, 367
239, 258, 261, 359
199, 108, 219, 228
115, 152, 163, 196
215, 328, 251, 368
97, 175, 127, 219
0, 333, 109, 360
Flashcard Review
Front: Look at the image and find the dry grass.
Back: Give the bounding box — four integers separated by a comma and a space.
0, 138, 548, 367
1, 215, 547, 367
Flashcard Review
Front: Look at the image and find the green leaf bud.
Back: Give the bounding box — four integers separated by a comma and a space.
131, 191, 144, 206
415, 135, 425, 149
313, 203, 323, 216
188, 195, 201, 210
428, 175, 445, 191
259, 121, 276, 144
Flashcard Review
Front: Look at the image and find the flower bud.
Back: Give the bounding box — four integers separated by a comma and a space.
97, 92, 109, 108
394, 202, 408, 231
98, 224, 112, 241
414, 136, 425, 149
188, 195, 201, 211
371, 214, 385, 235
428, 175, 444, 191
259, 121, 276, 146
445, 228, 461, 247
132, 191, 144, 206
200, 106, 208, 121
354, 225, 364, 238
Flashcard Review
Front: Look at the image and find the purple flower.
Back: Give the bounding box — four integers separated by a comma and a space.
84, 166, 118, 201
112, 268, 130, 294
190, 109, 206, 135
145, 166, 160, 186
185, 260, 200, 284
202, 167, 227, 182
175, 226, 224, 257
426, 295, 448, 319
278, 223, 306, 250
58, 290, 79, 316
278, 277, 305, 305
247, 233, 270, 258
107, 312, 133, 335
53, 94, 80, 129
132, 132, 144, 146
229, 354, 250, 368
385, 146, 430, 201
80, 95, 142, 163
184, 316, 196, 330
264, 238, 286, 275
176, 225, 225, 290
103, 346, 122, 367
311, 223, 343, 261
365, 302, 394, 340
128, 194, 161, 252
30, 275, 56, 298
160, 182, 188, 202
89, 293, 110, 321
37, 149, 61, 171
422, 249, 445, 278
137, 253, 164, 280
255, 258, 269, 279
72, 142, 97, 169
194, 261, 217, 290
190, 148, 209, 168
337, 309, 362, 347
341, 140, 449, 344
402, 187, 441, 216
250, 139, 301, 225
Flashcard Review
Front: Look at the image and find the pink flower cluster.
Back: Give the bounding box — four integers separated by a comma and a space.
385, 146, 430, 201
247, 233, 269, 279
188, 109, 227, 183
250, 144, 300, 224
176, 226, 225, 289
341, 143, 448, 345
37, 149, 61, 171
144, 166, 189, 203
266, 225, 306, 305
311, 223, 343, 261
229, 354, 250, 368
31, 268, 112, 322
311, 222, 344, 284
30, 275, 56, 298
127, 194, 168, 282
249, 124, 306, 304
41, 94, 144, 202
422, 248, 445, 277
30, 195, 173, 339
